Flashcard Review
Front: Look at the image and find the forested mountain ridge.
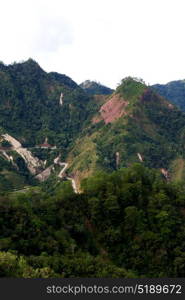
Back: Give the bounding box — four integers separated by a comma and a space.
152, 80, 185, 111
0, 59, 96, 190
0, 59, 93, 148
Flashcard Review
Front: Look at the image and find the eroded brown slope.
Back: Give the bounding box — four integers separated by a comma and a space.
92, 93, 128, 124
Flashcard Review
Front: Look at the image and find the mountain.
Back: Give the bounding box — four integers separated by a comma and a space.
1, 61, 185, 191
0, 59, 92, 148
152, 80, 185, 111
0, 59, 95, 190
1, 63, 185, 278
80, 80, 114, 95
68, 77, 185, 185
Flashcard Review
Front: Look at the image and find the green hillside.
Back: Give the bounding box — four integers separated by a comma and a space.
152, 80, 185, 111
68, 77, 185, 185
0, 59, 98, 190
0, 164, 185, 277
0, 59, 93, 149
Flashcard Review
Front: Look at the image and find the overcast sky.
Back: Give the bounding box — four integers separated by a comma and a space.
0, 0, 185, 88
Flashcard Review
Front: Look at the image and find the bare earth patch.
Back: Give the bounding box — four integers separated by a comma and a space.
167, 103, 174, 109
160, 168, 169, 179
92, 94, 128, 124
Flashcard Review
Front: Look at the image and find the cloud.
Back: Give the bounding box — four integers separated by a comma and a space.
1, 0, 185, 87
31, 16, 74, 53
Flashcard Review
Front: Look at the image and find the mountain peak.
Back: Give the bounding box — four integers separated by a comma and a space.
25, 58, 40, 65
0, 58, 44, 74
21, 58, 44, 71
80, 80, 94, 89
116, 77, 147, 103
80, 80, 114, 95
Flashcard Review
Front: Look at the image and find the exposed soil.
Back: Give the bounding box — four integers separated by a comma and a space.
137, 153, 143, 162
35, 166, 54, 182
160, 168, 169, 179
1, 134, 78, 192
2, 134, 43, 175
167, 103, 174, 109
92, 93, 128, 124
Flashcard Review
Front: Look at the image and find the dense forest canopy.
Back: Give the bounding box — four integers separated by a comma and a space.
0, 59, 94, 148
0, 164, 185, 277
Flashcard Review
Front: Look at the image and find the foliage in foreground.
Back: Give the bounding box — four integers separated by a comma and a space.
0, 164, 185, 277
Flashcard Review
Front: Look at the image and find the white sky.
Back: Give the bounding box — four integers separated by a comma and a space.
0, 0, 185, 88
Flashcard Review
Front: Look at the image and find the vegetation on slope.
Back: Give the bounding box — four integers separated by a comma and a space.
68, 77, 185, 184
1, 66, 185, 278
0, 151, 34, 192
0, 59, 94, 150
152, 80, 185, 111
0, 164, 185, 277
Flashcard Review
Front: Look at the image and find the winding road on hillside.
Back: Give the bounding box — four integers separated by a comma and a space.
2, 134, 78, 193
2, 134, 43, 175
54, 158, 78, 193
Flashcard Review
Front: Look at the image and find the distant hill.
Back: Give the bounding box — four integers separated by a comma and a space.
80, 80, 114, 95
152, 80, 185, 111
